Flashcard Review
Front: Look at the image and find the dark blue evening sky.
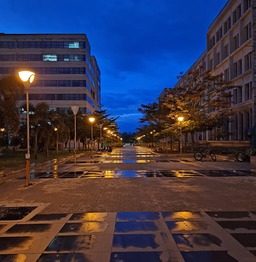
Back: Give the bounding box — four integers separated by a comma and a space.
0, 0, 228, 133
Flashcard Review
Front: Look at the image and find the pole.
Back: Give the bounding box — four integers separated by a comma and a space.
91, 123, 94, 155
56, 131, 59, 155
180, 126, 182, 160
25, 87, 30, 186
74, 114, 77, 164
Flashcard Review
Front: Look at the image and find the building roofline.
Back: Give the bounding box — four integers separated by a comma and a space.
208, 0, 232, 30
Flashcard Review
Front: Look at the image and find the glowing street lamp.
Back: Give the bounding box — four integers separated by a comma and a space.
89, 117, 95, 155
177, 116, 184, 160
18, 70, 35, 186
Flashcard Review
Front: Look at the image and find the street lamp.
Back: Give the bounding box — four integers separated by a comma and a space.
54, 127, 59, 155
99, 124, 103, 151
18, 70, 35, 186
89, 117, 95, 155
71, 106, 79, 164
177, 116, 184, 160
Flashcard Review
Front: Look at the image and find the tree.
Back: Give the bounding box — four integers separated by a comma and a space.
163, 69, 232, 148
0, 75, 24, 136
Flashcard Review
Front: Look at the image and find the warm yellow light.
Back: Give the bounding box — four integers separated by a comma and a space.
54, 127, 58, 131
178, 116, 184, 122
18, 71, 35, 83
89, 117, 95, 123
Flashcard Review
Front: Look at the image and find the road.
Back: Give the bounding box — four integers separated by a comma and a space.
0, 145, 256, 261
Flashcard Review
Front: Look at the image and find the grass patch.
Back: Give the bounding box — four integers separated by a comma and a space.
0, 149, 76, 170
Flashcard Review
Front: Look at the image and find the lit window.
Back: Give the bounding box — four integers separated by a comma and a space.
43, 54, 57, 61
68, 42, 79, 48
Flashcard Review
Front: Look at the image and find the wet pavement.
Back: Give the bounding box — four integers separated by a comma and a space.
0, 146, 256, 261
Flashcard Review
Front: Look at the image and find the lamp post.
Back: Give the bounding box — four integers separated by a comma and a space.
18, 70, 35, 187
177, 116, 184, 160
99, 124, 103, 151
89, 117, 95, 155
71, 106, 79, 164
54, 127, 59, 155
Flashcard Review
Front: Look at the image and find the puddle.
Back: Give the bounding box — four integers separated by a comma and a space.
180, 251, 239, 262
116, 212, 160, 221
0, 206, 37, 220
198, 170, 248, 177
112, 234, 160, 249
173, 233, 223, 249
115, 222, 159, 233
166, 221, 209, 232
70, 213, 108, 221
231, 233, 256, 247
5, 224, 52, 234
30, 213, 69, 221
158, 170, 201, 177
206, 211, 251, 219
217, 221, 256, 231
162, 211, 203, 220
0, 254, 27, 262
0, 236, 34, 251
45, 235, 97, 251
38, 253, 93, 261
111, 252, 166, 262
60, 222, 109, 233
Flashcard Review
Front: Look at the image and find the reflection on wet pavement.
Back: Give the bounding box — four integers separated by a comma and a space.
0, 206, 37, 220
0, 210, 256, 261
30, 169, 256, 179
180, 251, 239, 262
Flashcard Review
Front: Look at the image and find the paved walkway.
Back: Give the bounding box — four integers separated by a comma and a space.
0, 146, 256, 261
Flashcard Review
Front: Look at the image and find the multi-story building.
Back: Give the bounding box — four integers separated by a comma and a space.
0, 33, 100, 115
172, 0, 254, 145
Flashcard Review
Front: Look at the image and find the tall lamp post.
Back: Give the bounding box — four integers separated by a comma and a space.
18, 70, 35, 187
89, 117, 95, 155
178, 116, 184, 160
71, 106, 79, 164
99, 124, 103, 151
54, 127, 59, 155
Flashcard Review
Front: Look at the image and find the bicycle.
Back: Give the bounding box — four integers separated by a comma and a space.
194, 147, 217, 161
235, 147, 256, 162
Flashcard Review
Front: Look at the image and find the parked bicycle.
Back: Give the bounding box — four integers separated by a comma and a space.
194, 147, 217, 161
235, 147, 256, 162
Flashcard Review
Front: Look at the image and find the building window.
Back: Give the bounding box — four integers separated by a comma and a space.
231, 34, 239, 52
232, 59, 242, 78
244, 52, 252, 71
242, 22, 252, 43
243, 0, 251, 12
208, 58, 213, 70
215, 52, 220, 65
244, 82, 253, 100
67, 42, 79, 48
224, 68, 230, 81
233, 5, 241, 24
43, 54, 57, 61
223, 44, 229, 59
216, 27, 223, 42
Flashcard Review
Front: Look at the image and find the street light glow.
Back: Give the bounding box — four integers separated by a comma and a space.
89, 117, 95, 123
178, 116, 184, 122
18, 71, 35, 84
